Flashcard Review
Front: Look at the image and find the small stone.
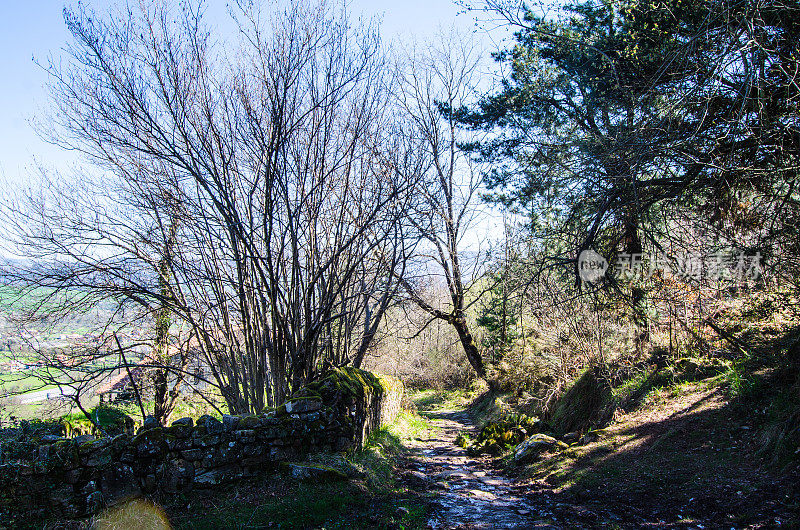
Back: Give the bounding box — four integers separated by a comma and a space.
194, 434, 221, 447
73, 435, 95, 445
196, 415, 224, 434
561, 431, 581, 444
100, 464, 141, 504
86, 491, 103, 514
281, 462, 347, 482
182, 448, 203, 460
81, 481, 98, 495
285, 399, 323, 414
142, 415, 160, 430
579, 428, 608, 445
171, 417, 193, 427
407, 470, 429, 482
85, 450, 112, 467
162, 458, 194, 491
467, 489, 496, 500
222, 414, 240, 432
48, 484, 75, 510
80, 438, 111, 454
304, 412, 321, 422
234, 429, 256, 443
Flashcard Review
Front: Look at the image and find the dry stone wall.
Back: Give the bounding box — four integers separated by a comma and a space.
0, 368, 402, 523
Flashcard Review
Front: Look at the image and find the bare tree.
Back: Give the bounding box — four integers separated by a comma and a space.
395, 32, 495, 381
0, 167, 200, 425
1, 0, 414, 415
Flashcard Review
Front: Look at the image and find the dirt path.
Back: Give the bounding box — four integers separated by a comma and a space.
400, 394, 799, 529
401, 409, 564, 529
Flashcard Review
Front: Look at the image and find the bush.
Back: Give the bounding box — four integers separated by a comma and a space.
60, 405, 134, 437
547, 366, 616, 436
20, 419, 65, 437
465, 413, 542, 456
724, 363, 763, 399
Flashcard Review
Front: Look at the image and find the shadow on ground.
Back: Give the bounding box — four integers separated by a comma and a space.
514, 383, 800, 528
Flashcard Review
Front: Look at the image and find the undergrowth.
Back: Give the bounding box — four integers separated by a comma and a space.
465, 413, 542, 456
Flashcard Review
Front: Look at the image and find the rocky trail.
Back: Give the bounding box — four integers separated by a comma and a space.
400, 409, 602, 529
397, 389, 800, 530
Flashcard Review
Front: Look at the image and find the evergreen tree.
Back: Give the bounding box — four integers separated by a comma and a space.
463, 0, 800, 321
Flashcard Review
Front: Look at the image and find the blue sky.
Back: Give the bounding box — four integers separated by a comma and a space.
0, 1, 507, 186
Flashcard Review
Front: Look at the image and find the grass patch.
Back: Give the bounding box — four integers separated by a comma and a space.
0, 370, 59, 398
469, 390, 513, 426
722, 362, 765, 399
410, 388, 473, 412
333, 411, 431, 491
382, 411, 431, 441
613, 357, 730, 410
409, 380, 486, 413
173, 477, 426, 529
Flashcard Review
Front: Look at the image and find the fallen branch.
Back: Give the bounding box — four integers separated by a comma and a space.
704, 319, 753, 357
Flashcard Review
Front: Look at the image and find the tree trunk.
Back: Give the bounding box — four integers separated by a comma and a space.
152, 306, 172, 424
152, 368, 169, 424
624, 213, 648, 347
452, 316, 486, 379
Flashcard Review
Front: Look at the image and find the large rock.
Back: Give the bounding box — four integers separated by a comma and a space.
285, 399, 323, 414
99, 464, 141, 505
73, 435, 95, 445
513, 434, 568, 464
171, 417, 193, 428
141, 416, 160, 431
132, 428, 169, 458
222, 414, 240, 432
281, 462, 347, 482
196, 415, 224, 434
194, 465, 241, 487
158, 458, 194, 492
168, 418, 194, 439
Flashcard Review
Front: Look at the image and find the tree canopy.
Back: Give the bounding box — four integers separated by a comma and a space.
464, 0, 800, 277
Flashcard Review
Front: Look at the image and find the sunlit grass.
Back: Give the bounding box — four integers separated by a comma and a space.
409, 386, 482, 412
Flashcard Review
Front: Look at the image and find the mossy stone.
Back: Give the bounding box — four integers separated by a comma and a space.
239, 415, 260, 429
